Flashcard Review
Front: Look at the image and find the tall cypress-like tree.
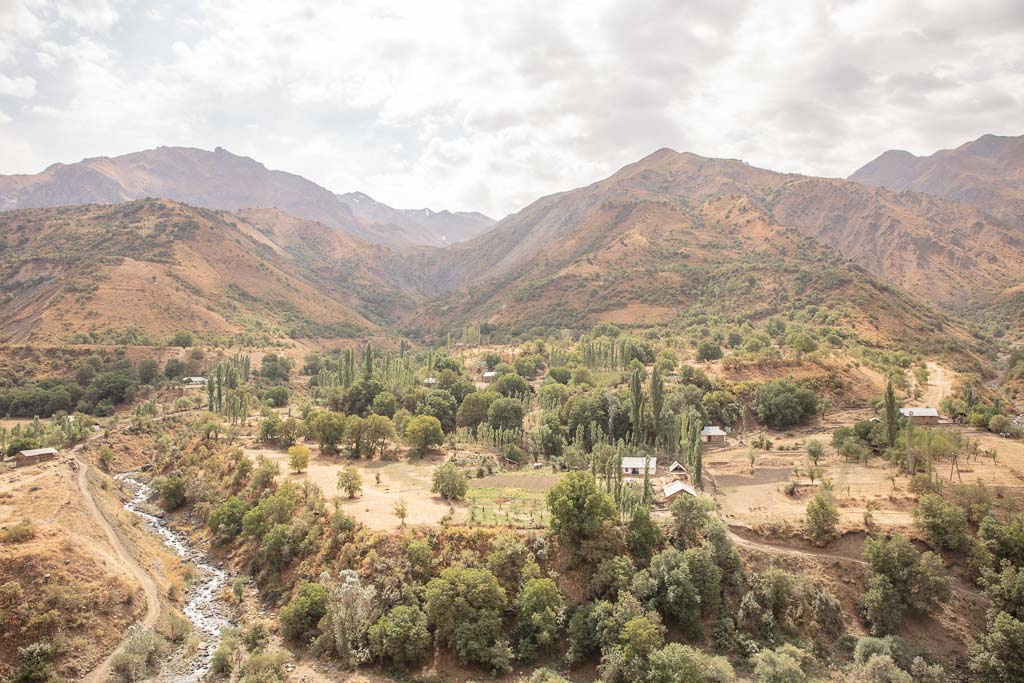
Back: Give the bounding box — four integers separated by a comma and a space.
629, 368, 644, 445
884, 379, 900, 446
363, 342, 374, 381
650, 366, 664, 447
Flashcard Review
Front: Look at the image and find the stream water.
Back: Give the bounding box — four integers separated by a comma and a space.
117, 473, 234, 682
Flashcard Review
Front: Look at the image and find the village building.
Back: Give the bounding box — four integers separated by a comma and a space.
621, 456, 657, 477
424, 377, 438, 386
666, 461, 687, 475
14, 447, 58, 468
900, 407, 939, 425
482, 371, 497, 383
662, 479, 697, 502
183, 376, 207, 385
701, 426, 727, 443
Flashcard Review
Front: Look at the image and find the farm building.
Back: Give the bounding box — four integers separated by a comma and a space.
663, 480, 697, 502
621, 456, 657, 477
183, 376, 207, 385
900, 407, 939, 425
701, 426, 727, 443
666, 461, 687, 475
15, 447, 58, 468
482, 371, 497, 383
424, 377, 438, 386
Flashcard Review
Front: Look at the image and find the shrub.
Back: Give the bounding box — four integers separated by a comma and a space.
208, 496, 248, 543
752, 379, 818, 429
111, 625, 165, 682
287, 444, 311, 473
751, 644, 809, 683
368, 604, 431, 670
238, 649, 287, 683
431, 462, 468, 501
405, 415, 444, 456
805, 492, 839, 543
515, 578, 564, 659
646, 642, 735, 683
913, 494, 968, 550
0, 520, 36, 544
11, 641, 56, 683
279, 581, 329, 643
337, 465, 362, 498
424, 567, 509, 669
156, 475, 186, 511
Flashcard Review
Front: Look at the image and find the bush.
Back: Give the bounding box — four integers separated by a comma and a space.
337, 465, 362, 498
431, 462, 468, 500
913, 494, 968, 550
156, 475, 186, 511
751, 644, 809, 682
368, 604, 431, 670
238, 649, 287, 683
424, 567, 509, 669
646, 642, 735, 683
11, 641, 56, 683
111, 625, 165, 682
0, 520, 36, 544
279, 581, 329, 643
752, 379, 818, 429
805, 492, 839, 543
208, 496, 248, 543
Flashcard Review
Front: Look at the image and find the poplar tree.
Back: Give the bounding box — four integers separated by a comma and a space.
650, 366, 664, 447
884, 379, 900, 447
629, 368, 645, 446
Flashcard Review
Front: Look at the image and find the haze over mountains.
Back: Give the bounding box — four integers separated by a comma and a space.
0, 133, 1022, 347
850, 133, 1024, 225
0, 147, 494, 249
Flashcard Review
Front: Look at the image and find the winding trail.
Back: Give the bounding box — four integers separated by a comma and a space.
727, 527, 866, 565
74, 444, 162, 683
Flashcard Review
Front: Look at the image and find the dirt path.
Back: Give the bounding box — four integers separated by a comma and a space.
728, 526, 866, 565
75, 446, 162, 683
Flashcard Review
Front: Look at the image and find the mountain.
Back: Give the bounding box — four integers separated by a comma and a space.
337, 192, 494, 246
0, 200, 407, 344
425, 149, 1024, 301
849, 133, 1024, 225
0, 147, 490, 249
400, 150, 991, 352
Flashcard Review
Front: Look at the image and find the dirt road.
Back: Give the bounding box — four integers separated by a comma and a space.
75, 447, 162, 683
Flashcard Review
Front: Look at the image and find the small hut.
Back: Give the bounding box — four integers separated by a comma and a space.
15, 447, 58, 468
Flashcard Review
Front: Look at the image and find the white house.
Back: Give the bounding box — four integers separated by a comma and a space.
701, 426, 727, 443
482, 371, 497, 383
424, 377, 438, 386
663, 480, 697, 502
621, 456, 657, 476
183, 376, 207, 385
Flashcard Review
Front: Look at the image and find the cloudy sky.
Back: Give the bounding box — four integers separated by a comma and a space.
1, 0, 1023, 217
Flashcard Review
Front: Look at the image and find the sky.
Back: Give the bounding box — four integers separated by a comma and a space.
1, 0, 1023, 218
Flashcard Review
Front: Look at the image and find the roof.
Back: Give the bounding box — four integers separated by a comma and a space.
667, 460, 686, 472
482, 371, 497, 377
621, 456, 657, 471
701, 426, 727, 436
900, 407, 939, 417
424, 377, 438, 384
18, 447, 58, 457
663, 480, 697, 498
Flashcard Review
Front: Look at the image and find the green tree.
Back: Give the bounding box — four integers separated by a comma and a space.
208, 496, 248, 543
913, 494, 968, 550
696, 341, 723, 362
405, 415, 444, 456
458, 391, 499, 431
309, 411, 347, 455
364, 414, 395, 457
805, 492, 839, 543
424, 567, 510, 669
487, 397, 524, 431
493, 373, 530, 397
546, 472, 616, 552
883, 379, 901, 447
338, 465, 362, 498
627, 507, 663, 565
368, 605, 431, 670
646, 642, 736, 683
752, 380, 817, 429
431, 462, 468, 500
279, 581, 329, 643
516, 578, 564, 659
288, 444, 310, 473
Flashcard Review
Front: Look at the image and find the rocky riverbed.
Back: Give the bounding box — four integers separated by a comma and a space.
117, 473, 235, 682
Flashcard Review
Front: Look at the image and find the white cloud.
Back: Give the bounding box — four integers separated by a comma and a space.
0, 110, 11, 124
0, 74, 36, 97
0, 0, 1022, 216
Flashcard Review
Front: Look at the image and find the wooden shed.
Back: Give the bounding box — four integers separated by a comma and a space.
15, 447, 58, 468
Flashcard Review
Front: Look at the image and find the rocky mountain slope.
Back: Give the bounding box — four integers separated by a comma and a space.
414, 149, 1024, 320
0, 200, 406, 344
337, 192, 494, 246
849, 133, 1024, 225
0, 147, 492, 249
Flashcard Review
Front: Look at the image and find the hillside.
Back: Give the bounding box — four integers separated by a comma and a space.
0, 147, 489, 249
849, 133, 1024, 225
0, 200, 390, 344
408, 149, 1024, 335
404, 152, 978, 355
337, 192, 494, 246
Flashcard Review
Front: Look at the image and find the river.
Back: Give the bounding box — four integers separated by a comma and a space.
117, 474, 235, 682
